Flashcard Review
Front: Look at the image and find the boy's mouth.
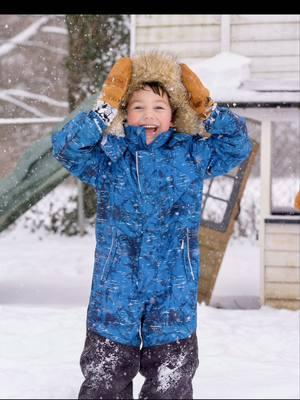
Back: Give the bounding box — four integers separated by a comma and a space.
142, 125, 159, 135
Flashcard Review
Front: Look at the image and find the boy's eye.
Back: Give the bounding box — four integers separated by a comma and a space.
155, 106, 165, 110
133, 106, 143, 110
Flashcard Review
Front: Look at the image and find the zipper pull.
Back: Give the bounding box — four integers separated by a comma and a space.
181, 239, 185, 250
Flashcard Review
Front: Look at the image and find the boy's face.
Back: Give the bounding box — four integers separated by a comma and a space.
126, 85, 174, 144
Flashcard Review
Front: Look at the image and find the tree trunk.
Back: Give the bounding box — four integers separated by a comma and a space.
65, 15, 130, 223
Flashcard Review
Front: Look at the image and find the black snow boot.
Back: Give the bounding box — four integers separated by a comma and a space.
139, 332, 199, 399
78, 330, 140, 399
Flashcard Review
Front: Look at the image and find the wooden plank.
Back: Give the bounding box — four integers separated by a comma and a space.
265, 266, 300, 283
260, 120, 272, 216
136, 25, 220, 43
250, 56, 299, 73
200, 226, 230, 248
135, 41, 220, 58
231, 40, 299, 57
265, 233, 300, 252
231, 15, 300, 24
179, 56, 209, 65
265, 298, 300, 310
136, 15, 221, 27
265, 250, 300, 268
252, 71, 300, 80
198, 141, 259, 305
265, 223, 300, 235
242, 79, 300, 91
232, 22, 299, 42
265, 281, 300, 299
221, 15, 231, 52
252, 62, 299, 74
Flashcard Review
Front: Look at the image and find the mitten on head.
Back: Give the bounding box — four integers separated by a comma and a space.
294, 191, 300, 211
100, 57, 132, 109
180, 63, 214, 120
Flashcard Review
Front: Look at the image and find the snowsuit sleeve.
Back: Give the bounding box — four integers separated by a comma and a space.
52, 110, 107, 189
191, 106, 253, 179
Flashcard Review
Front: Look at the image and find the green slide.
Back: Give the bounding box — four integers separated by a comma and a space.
0, 94, 98, 233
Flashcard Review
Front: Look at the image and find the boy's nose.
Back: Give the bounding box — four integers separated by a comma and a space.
142, 115, 156, 123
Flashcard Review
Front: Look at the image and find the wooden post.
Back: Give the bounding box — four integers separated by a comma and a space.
221, 15, 231, 52
259, 120, 272, 305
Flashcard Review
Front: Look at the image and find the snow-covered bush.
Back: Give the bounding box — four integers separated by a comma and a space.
18, 182, 94, 236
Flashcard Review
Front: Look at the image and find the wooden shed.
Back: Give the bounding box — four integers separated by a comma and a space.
237, 104, 300, 311
130, 14, 300, 310
131, 14, 300, 80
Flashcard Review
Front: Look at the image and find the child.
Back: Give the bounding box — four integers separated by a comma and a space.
52, 51, 252, 399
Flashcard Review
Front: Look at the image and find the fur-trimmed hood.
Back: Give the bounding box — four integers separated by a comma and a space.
101, 51, 202, 136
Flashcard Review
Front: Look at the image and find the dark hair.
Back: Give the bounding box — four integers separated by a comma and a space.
124, 81, 166, 106
140, 81, 169, 98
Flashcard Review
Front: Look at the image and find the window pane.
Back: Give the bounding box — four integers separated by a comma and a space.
271, 120, 300, 211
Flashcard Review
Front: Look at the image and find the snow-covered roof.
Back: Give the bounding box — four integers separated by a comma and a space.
187, 52, 300, 105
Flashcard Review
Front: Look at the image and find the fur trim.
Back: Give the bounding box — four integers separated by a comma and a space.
104, 51, 203, 136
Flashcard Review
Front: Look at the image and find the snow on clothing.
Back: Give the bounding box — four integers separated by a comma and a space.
52, 105, 252, 348
79, 329, 198, 399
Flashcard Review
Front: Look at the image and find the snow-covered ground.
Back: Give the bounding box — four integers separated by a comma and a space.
0, 222, 299, 399
1, 302, 298, 399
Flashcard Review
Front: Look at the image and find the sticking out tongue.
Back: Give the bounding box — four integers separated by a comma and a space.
145, 127, 159, 144
146, 128, 156, 136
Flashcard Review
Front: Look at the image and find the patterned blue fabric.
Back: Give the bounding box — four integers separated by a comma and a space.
52, 106, 252, 347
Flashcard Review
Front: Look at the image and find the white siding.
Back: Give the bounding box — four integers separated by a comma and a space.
134, 14, 300, 80
135, 15, 220, 60
264, 222, 300, 310
136, 15, 221, 26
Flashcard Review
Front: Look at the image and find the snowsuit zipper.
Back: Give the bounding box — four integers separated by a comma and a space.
135, 151, 142, 193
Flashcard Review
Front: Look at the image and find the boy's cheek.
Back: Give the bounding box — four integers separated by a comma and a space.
126, 111, 138, 126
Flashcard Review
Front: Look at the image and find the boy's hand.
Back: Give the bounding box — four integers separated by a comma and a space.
180, 63, 214, 119
100, 57, 132, 109
294, 191, 300, 211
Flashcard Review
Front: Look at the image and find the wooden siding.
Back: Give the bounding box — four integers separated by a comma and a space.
136, 41, 220, 59
135, 14, 300, 80
135, 15, 221, 60
136, 15, 221, 26
265, 298, 300, 310
265, 223, 300, 235
265, 233, 300, 252
264, 222, 300, 310
265, 266, 300, 283
265, 250, 300, 268
265, 282, 300, 299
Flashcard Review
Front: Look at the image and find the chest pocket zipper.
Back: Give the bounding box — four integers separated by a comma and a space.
181, 228, 195, 281
100, 228, 117, 282
135, 151, 142, 193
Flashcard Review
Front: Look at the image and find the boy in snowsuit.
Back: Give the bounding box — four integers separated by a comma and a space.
52, 51, 252, 399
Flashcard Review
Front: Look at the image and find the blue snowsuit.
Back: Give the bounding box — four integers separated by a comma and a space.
52, 105, 252, 398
